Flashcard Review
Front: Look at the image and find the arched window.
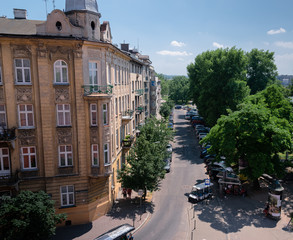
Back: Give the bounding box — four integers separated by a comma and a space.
54, 60, 68, 84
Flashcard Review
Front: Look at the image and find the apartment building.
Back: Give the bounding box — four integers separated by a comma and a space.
0, 0, 156, 225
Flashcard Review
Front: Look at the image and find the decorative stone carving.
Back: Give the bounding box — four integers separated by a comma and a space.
12, 45, 32, 58
18, 129, 36, 145
37, 48, 47, 58
88, 49, 101, 59
56, 128, 72, 144
90, 128, 98, 144
74, 50, 83, 58
16, 87, 33, 103
47, 46, 72, 61
55, 88, 69, 103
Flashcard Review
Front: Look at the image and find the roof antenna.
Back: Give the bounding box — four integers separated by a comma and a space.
52, 0, 56, 9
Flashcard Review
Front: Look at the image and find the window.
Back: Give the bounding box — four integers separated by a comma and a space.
60, 185, 74, 207
0, 105, 7, 130
115, 98, 118, 116
0, 148, 10, 175
54, 60, 68, 84
58, 145, 73, 167
106, 63, 111, 85
0, 65, 2, 84
91, 144, 99, 166
104, 143, 109, 165
103, 103, 108, 125
14, 59, 31, 84
89, 62, 98, 85
21, 146, 37, 170
114, 65, 117, 84
116, 129, 119, 149
57, 104, 71, 126
18, 104, 34, 128
90, 103, 97, 126
118, 66, 121, 84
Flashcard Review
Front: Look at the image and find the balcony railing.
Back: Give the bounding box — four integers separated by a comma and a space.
135, 89, 144, 96
135, 106, 144, 113
145, 88, 149, 92
122, 135, 135, 149
0, 172, 19, 186
122, 110, 134, 123
82, 85, 113, 96
0, 128, 16, 142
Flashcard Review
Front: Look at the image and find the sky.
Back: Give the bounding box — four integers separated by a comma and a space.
1, 0, 293, 76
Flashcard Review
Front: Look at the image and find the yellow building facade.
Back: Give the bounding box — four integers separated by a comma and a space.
0, 0, 155, 225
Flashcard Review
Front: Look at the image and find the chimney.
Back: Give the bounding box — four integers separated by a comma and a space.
13, 9, 27, 19
121, 43, 129, 52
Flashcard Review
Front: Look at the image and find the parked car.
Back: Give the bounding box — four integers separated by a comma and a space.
175, 105, 182, 109
188, 182, 214, 203
164, 158, 171, 173
166, 144, 172, 153
168, 122, 174, 130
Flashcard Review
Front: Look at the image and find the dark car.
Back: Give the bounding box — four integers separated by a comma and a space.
175, 105, 182, 109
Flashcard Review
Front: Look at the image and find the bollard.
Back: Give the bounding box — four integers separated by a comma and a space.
194, 219, 196, 230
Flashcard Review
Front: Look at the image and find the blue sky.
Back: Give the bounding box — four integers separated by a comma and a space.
2, 0, 293, 76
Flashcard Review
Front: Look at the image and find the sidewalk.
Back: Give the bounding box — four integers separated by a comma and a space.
53, 191, 153, 240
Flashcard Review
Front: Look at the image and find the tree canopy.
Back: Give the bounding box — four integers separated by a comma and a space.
187, 47, 250, 126
118, 118, 173, 193
246, 49, 278, 94
168, 76, 190, 104
0, 191, 66, 240
202, 84, 293, 181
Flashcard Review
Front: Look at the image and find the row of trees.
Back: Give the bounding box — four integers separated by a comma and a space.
118, 117, 173, 196
187, 47, 278, 126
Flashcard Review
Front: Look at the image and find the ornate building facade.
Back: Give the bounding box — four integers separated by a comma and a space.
0, 0, 157, 225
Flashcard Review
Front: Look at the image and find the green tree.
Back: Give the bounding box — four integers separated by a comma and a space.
188, 47, 249, 126
202, 86, 293, 182
159, 99, 174, 119
0, 191, 66, 240
246, 49, 278, 94
118, 118, 173, 196
168, 76, 190, 104
157, 74, 169, 97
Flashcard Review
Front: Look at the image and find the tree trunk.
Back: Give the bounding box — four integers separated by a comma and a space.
253, 179, 260, 190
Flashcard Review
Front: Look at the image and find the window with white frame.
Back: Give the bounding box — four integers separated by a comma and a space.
18, 104, 34, 128
58, 145, 73, 167
60, 185, 74, 207
0, 148, 10, 175
89, 62, 98, 85
54, 60, 68, 84
115, 98, 118, 116
91, 144, 99, 166
57, 104, 71, 126
14, 59, 31, 84
118, 66, 121, 84
103, 103, 108, 125
104, 143, 110, 165
0, 105, 7, 130
114, 65, 117, 84
106, 63, 111, 85
116, 129, 118, 149
90, 103, 98, 126
21, 146, 37, 170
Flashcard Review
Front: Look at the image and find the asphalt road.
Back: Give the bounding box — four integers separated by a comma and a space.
134, 108, 208, 240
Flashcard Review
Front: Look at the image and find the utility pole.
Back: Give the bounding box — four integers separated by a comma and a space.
44, 0, 48, 16
52, 0, 56, 10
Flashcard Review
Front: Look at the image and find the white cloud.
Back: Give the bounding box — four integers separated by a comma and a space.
275, 53, 293, 74
213, 42, 224, 48
171, 41, 186, 47
275, 41, 293, 49
267, 28, 286, 35
156, 50, 193, 56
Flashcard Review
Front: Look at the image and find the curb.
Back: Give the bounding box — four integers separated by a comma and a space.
132, 212, 151, 234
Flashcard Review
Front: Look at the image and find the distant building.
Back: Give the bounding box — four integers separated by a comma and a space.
0, 0, 158, 225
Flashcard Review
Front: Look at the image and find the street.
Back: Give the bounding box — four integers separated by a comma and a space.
134, 108, 293, 240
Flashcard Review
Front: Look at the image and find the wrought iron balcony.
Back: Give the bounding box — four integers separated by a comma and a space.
82, 85, 113, 96
0, 128, 16, 142
122, 135, 135, 149
135, 89, 144, 96
135, 106, 144, 113
122, 110, 134, 123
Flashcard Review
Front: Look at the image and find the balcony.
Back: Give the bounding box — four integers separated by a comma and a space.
90, 164, 113, 177
135, 89, 144, 96
0, 172, 19, 186
122, 135, 135, 149
135, 106, 144, 114
122, 110, 134, 124
145, 88, 149, 92
82, 85, 113, 96
0, 128, 16, 142
144, 76, 149, 82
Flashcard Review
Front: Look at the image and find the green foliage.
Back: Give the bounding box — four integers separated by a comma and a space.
159, 99, 175, 119
118, 118, 173, 192
187, 47, 249, 126
168, 76, 190, 104
246, 49, 278, 94
201, 85, 293, 181
157, 74, 169, 97
0, 191, 66, 240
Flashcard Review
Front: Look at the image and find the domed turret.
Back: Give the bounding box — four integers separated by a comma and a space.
65, 0, 101, 17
